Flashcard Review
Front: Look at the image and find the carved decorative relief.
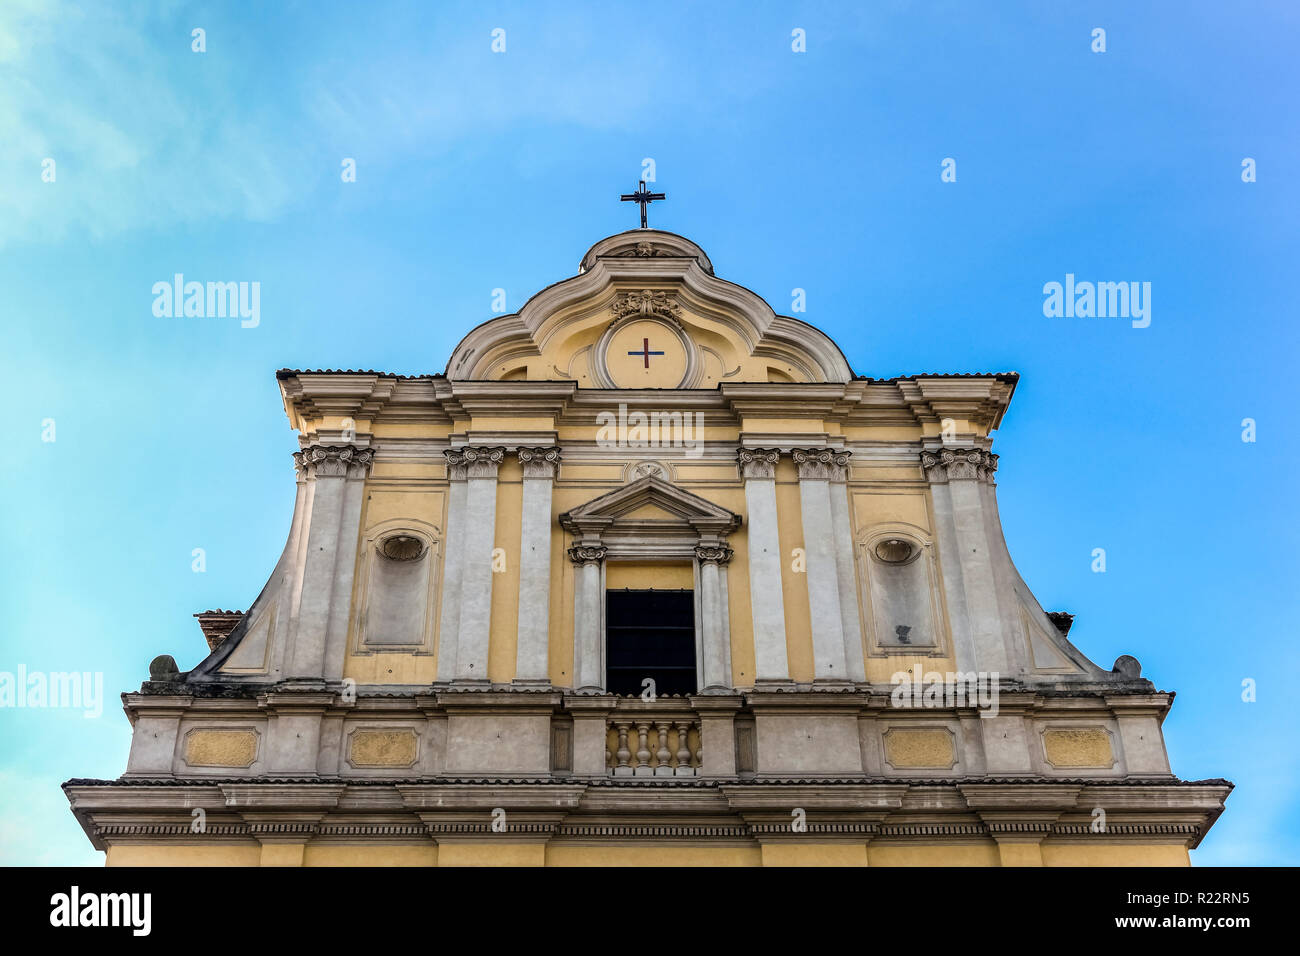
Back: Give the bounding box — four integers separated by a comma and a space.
518, 446, 562, 479
447, 445, 506, 479
737, 448, 781, 480
610, 288, 683, 322
920, 448, 998, 484
567, 544, 609, 565
792, 448, 851, 481
693, 545, 734, 566
294, 444, 374, 479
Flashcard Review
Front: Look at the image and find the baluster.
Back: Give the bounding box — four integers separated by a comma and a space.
614, 720, 632, 775
691, 720, 703, 770
635, 721, 652, 775
674, 721, 692, 773
655, 722, 672, 776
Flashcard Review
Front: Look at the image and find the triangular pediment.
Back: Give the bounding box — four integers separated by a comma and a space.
559, 475, 740, 538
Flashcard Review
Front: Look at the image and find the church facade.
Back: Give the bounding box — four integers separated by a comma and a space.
65, 226, 1229, 866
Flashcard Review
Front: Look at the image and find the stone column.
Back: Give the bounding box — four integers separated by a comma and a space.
454, 446, 505, 684
921, 448, 1009, 674
792, 449, 851, 684
828, 462, 866, 682
737, 449, 790, 684
569, 544, 607, 692
288, 444, 374, 680
695, 544, 734, 691
435, 450, 468, 682
515, 447, 560, 685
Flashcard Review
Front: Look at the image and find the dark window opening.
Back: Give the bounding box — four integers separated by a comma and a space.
605, 588, 696, 697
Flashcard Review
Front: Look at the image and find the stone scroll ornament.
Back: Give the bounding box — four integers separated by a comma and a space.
693, 545, 734, 565
737, 448, 781, 480
919, 448, 998, 483
567, 544, 608, 565
518, 446, 562, 479
791, 448, 851, 481
446, 445, 506, 479
293, 444, 375, 479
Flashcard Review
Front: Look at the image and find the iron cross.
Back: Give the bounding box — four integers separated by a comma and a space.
620, 181, 666, 228
628, 338, 665, 368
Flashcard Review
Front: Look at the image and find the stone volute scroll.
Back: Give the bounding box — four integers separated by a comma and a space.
518, 446, 562, 479
920, 448, 998, 484
791, 447, 851, 481
293, 443, 375, 479
737, 447, 781, 480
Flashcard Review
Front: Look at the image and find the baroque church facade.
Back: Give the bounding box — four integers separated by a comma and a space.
66, 225, 1229, 866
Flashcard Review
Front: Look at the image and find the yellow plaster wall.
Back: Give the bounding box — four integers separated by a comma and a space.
1041, 843, 1191, 867
760, 843, 869, 866
341, 483, 447, 685
435, 843, 546, 866
546, 844, 762, 866
105, 839, 1193, 866
303, 844, 438, 866
867, 843, 1002, 866
105, 844, 262, 867
605, 563, 694, 589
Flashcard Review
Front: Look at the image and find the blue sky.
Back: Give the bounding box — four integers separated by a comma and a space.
1, 0, 1296, 865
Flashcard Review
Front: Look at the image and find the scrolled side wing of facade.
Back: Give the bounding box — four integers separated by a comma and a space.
67, 230, 1228, 867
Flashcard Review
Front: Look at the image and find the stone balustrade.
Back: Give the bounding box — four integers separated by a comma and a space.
606, 711, 701, 777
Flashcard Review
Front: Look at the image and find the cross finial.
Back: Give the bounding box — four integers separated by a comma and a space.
620, 181, 666, 229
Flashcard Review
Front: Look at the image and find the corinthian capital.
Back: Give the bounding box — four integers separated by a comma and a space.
920, 448, 998, 484
792, 447, 851, 481
294, 443, 374, 479
737, 447, 781, 480
518, 446, 562, 479
567, 544, 608, 566
448, 445, 506, 479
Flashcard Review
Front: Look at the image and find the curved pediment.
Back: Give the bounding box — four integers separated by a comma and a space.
447, 230, 853, 387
